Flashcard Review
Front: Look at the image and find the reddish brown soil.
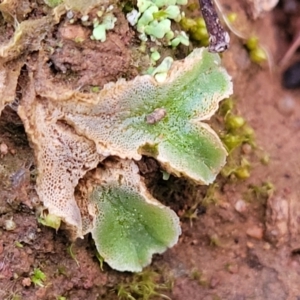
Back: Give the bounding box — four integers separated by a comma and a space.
1, 1, 300, 300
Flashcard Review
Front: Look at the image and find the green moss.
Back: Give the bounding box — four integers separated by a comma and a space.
116, 269, 172, 300
44, 0, 62, 7
38, 212, 61, 231
245, 182, 275, 203
245, 36, 267, 64
249, 47, 267, 64
216, 96, 257, 181
31, 268, 46, 287
189, 268, 208, 287
67, 244, 79, 267
180, 17, 209, 46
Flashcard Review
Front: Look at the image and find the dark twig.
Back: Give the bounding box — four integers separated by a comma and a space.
199, 0, 230, 53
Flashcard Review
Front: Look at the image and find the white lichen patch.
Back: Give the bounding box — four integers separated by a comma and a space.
18, 78, 104, 237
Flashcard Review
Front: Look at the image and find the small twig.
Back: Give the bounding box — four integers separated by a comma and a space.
198, 0, 230, 53
279, 32, 300, 68
213, 0, 246, 39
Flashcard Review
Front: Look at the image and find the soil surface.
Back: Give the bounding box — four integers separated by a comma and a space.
1, 0, 300, 300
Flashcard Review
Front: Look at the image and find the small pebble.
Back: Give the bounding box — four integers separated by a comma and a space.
22, 277, 32, 287
246, 241, 254, 248
219, 202, 230, 209
26, 248, 33, 255
35, 287, 47, 298
66, 10, 74, 19
4, 218, 16, 231
241, 143, 252, 155
291, 260, 300, 269
0, 142, 8, 155
246, 225, 263, 240
227, 263, 239, 274
210, 276, 220, 288
283, 0, 298, 12
263, 242, 271, 250
27, 231, 37, 241
277, 95, 295, 116
234, 200, 247, 213
81, 15, 89, 22
60, 25, 87, 41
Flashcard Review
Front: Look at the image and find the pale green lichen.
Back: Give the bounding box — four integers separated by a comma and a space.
92, 24, 107, 41
128, 0, 189, 47
137, 5, 158, 33
170, 31, 189, 47
91, 12, 117, 42
150, 50, 161, 62
150, 56, 174, 82
145, 19, 171, 39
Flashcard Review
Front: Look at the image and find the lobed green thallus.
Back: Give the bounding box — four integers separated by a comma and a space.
18, 47, 232, 272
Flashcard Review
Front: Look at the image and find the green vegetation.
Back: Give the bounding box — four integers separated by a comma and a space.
127, 0, 188, 47
180, 16, 209, 46
0, 0, 233, 272
43, 0, 62, 7
245, 36, 267, 64
182, 182, 219, 226
189, 268, 208, 287
31, 268, 46, 287
218, 98, 256, 181
116, 269, 172, 300
67, 244, 79, 267
38, 212, 61, 231
245, 181, 275, 203
90, 160, 181, 272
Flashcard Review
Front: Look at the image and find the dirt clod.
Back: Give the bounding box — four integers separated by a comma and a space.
265, 194, 289, 246
22, 277, 31, 287
234, 199, 248, 213
246, 225, 264, 240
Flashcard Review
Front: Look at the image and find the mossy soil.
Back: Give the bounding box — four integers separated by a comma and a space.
1, 1, 300, 299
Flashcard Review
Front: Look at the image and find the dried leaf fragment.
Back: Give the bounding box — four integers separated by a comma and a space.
0, 59, 23, 114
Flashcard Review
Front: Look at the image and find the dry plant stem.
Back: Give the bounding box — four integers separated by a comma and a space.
279, 33, 300, 68
213, 0, 246, 39
199, 0, 230, 52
